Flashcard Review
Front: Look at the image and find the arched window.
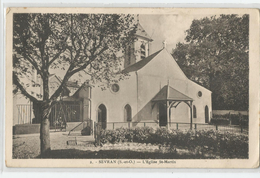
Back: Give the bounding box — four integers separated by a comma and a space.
98, 104, 107, 129
193, 105, 197, 118
140, 43, 146, 59
124, 104, 132, 122
205, 105, 209, 123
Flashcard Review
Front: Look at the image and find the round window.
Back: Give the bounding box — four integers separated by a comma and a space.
111, 84, 120, 93
198, 91, 202, 97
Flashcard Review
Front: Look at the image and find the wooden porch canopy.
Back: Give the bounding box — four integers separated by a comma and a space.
152, 85, 194, 129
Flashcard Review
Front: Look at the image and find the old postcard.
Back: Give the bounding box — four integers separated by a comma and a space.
5, 7, 259, 168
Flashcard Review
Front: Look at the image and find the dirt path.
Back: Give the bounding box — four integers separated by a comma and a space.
13, 132, 95, 158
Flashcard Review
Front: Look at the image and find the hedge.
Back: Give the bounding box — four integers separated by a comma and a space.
211, 114, 249, 126
99, 127, 248, 158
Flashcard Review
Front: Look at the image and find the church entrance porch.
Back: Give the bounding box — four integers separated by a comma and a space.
152, 85, 194, 129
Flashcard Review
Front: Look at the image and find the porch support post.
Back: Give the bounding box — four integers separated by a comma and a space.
190, 101, 193, 130
79, 99, 83, 122
167, 101, 170, 130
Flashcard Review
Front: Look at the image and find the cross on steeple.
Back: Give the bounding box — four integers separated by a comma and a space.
163, 40, 167, 49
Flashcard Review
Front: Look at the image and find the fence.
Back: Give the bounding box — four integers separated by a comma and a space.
212, 110, 248, 115
16, 102, 81, 128
101, 122, 248, 134
49, 102, 81, 128
17, 104, 33, 124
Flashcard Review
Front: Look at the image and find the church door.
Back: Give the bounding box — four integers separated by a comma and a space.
158, 103, 167, 127
98, 104, 107, 129
124, 104, 132, 122
205, 105, 209, 123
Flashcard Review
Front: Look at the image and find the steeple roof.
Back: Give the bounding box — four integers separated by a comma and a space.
152, 85, 193, 101
122, 49, 163, 73
135, 23, 153, 41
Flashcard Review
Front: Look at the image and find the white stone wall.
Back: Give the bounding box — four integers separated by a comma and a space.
136, 49, 212, 124
187, 81, 212, 123
90, 73, 138, 124
90, 49, 212, 125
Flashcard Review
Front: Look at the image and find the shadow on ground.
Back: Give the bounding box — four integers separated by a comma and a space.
36, 149, 214, 159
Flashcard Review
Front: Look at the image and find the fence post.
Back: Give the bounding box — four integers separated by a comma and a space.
94, 123, 97, 145
176, 123, 178, 130
128, 122, 130, 129
96, 123, 101, 146
216, 125, 218, 130
29, 104, 32, 124
18, 106, 19, 125
195, 124, 197, 130
144, 122, 146, 127
113, 123, 114, 130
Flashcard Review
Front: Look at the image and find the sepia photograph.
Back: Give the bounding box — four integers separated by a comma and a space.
5, 7, 259, 168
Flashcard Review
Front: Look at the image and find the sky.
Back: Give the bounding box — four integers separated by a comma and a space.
50, 13, 213, 83
139, 14, 211, 54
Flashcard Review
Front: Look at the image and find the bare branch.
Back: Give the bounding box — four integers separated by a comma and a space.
49, 63, 76, 101
22, 52, 43, 78
48, 48, 66, 66
13, 72, 38, 103
93, 46, 109, 59
69, 60, 91, 77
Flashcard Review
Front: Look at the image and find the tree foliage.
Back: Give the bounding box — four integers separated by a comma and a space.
13, 13, 136, 102
172, 14, 249, 110
13, 13, 137, 153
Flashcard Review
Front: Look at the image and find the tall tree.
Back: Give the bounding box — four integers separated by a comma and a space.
172, 14, 249, 110
13, 13, 136, 154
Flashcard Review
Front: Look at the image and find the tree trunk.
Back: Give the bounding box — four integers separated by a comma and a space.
33, 102, 41, 124
40, 116, 51, 155
33, 101, 51, 156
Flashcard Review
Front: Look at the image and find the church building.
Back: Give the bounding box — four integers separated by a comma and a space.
68, 22, 212, 130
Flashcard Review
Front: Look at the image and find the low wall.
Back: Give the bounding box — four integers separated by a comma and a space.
13, 124, 40, 135
212, 110, 248, 115
13, 122, 86, 135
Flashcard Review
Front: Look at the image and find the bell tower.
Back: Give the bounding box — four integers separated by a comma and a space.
124, 16, 153, 68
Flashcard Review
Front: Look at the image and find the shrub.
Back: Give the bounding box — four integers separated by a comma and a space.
211, 113, 249, 126
210, 116, 230, 125
240, 115, 249, 126
81, 126, 91, 135
230, 114, 240, 125
153, 127, 170, 144
98, 127, 248, 158
132, 127, 154, 143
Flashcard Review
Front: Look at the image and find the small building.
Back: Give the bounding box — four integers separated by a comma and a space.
13, 74, 78, 126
